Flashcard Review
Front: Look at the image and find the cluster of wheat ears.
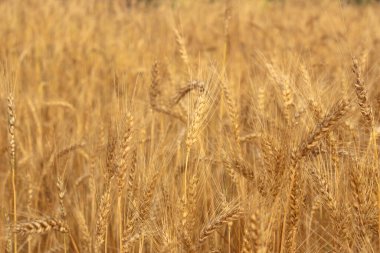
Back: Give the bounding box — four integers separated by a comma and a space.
1, 0, 380, 252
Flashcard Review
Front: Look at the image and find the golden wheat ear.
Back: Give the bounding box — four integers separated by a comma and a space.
198, 201, 242, 245
352, 57, 373, 127
12, 217, 69, 236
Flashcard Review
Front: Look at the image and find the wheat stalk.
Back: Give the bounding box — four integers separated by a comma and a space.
7, 94, 17, 253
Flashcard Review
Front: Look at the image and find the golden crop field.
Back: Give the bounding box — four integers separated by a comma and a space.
1, 0, 380, 252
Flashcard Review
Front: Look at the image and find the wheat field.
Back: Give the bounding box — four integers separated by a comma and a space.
1, 0, 380, 252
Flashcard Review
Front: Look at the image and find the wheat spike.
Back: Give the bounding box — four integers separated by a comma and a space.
222, 79, 241, 143
242, 211, 260, 253
174, 28, 190, 69
352, 57, 373, 126
139, 172, 159, 222
285, 170, 302, 253
95, 181, 112, 250
223, 156, 255, 180
171, 80, 205, 106
13, 217, 69, 235
74, 210, 92, 253
186, 90, 210, 149
149, 62, 186, 122
7, 94, 16, 171
117, 111, 134, 196
56, 177, 66, 220
199, 203, 242, 244
298, 98, 350, 159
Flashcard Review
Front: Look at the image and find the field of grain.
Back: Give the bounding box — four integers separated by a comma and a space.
1, 0, 380, 252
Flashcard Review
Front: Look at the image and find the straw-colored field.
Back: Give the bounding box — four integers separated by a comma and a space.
1, 0, 380, 252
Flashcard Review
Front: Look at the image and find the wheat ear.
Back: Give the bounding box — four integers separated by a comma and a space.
13, 217, 69, 235
117, 111, 134, 251
198, 203, 242, 244
149, 62, 186, 122
74, 210, 91, 253
242, 211, 260, 253
352, 57, 373, 126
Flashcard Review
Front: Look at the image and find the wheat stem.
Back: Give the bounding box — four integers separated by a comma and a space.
7, 94, 17, 253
